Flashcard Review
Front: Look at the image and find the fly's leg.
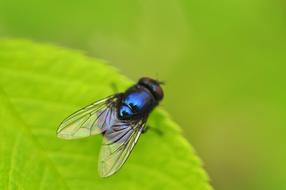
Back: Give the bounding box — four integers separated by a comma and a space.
110, 82, 119, 93
142, 125, 163, 136
142, 125, 149, 134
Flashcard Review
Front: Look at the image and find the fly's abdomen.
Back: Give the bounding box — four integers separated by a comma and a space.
118, 87, 156, 120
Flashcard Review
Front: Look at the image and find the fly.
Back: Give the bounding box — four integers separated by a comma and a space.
57, 77, 164, 177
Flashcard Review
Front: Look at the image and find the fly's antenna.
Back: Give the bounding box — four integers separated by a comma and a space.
155, 73, 166, 85
158, 80, 166, 85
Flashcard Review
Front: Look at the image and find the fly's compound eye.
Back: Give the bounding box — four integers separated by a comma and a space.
138, 77, 164, 101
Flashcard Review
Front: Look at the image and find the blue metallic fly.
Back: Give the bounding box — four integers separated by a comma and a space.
57, 77, 164, 177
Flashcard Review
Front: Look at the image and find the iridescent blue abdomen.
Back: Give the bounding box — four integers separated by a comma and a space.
118, 86, 156, 120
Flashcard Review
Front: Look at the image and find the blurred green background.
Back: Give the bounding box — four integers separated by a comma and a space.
0, 0, 285, 189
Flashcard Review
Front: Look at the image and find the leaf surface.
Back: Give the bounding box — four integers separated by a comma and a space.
0, 39, 212, 190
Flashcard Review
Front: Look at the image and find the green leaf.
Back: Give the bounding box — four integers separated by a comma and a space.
0, 39, 212, 190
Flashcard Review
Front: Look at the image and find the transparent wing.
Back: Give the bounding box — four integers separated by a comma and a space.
57, 94, 121, 140
98, 119, 146, 177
